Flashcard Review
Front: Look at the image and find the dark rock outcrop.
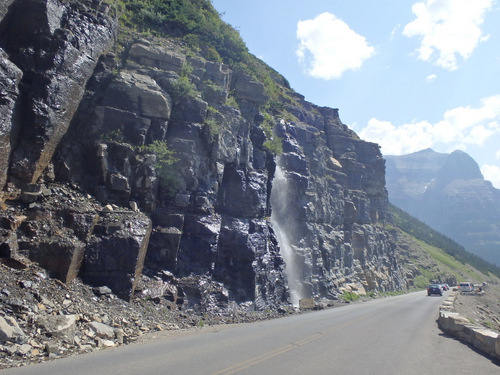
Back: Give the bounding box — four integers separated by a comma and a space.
0, 49, 22, 189
82, 211, 152, 300
0, 0, 116, 187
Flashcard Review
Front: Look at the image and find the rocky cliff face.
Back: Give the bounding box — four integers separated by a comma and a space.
0, 0, 408, 312
386, 149, 500, 266
270, 106, 405, 302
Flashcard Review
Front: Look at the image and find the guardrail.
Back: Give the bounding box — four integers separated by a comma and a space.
438, 291, 500, 360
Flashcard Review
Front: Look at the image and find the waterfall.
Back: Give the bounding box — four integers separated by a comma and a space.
270, 163, 305, 307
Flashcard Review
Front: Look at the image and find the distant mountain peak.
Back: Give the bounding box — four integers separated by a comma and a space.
437, 150, 483, 184
385, 148, 500, 266
416, 147, 435, 154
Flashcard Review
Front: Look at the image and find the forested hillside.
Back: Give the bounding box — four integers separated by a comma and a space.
389, 204, 500, 278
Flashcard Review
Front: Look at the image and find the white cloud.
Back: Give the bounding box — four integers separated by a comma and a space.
426, 74, 437, 82
358, 95, 500, 155
481, 164, 500, 189
296, 12, 375, 79
390, 24, 401, 39
360, 118, 435, 155
403, 0, 493, 70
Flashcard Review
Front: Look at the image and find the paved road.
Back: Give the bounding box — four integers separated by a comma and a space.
1, 291, 499, 375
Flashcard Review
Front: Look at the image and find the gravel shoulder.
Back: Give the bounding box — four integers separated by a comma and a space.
0, 260, 291, 370
453, 282, 500, 333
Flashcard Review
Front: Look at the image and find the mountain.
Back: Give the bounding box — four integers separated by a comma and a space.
385, 148, 500, 266
1, 0, 497, 320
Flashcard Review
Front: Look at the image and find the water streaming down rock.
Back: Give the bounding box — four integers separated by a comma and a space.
270, 162, 306, 307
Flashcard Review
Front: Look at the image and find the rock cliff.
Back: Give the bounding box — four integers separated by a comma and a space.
0, 0, 409, 312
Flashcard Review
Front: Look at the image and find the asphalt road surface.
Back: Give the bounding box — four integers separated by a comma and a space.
1, 291, 499, 375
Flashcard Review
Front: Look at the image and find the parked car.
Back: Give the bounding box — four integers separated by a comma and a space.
458, 282, 474, 293
427, 284, 443, 296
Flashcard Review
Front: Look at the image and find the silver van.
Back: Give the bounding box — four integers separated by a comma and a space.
458, 282, 474, 293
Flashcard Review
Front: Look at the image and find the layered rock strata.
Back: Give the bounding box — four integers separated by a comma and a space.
0, 0, 407, 312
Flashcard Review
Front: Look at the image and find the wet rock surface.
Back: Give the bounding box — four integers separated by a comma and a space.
270, 115, 406, 302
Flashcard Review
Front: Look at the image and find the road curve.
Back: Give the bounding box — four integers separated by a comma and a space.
1, 291, 498, 375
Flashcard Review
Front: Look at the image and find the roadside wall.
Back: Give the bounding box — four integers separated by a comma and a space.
438, 292, 500, 360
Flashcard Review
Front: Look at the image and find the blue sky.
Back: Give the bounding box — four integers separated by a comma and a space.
211, 0, 500, 188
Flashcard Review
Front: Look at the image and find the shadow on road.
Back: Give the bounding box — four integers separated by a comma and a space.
436, 328, 500, 367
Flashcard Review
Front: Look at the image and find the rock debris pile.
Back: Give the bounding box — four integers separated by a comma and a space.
0, 259, 291, 370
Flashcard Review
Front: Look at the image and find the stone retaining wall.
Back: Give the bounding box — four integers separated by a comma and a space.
438, 292, 500, 360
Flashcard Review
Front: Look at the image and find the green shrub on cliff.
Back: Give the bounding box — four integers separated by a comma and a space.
117, 0, 289, 105
260, 112, 282, 155
263, 137, 283, 155
118, 0, 289, 155
119, 0, 248, 64
170, 75, 197, 102
204, 106, 221, 141
168, 61, 198, 103
142, 140, 179, 196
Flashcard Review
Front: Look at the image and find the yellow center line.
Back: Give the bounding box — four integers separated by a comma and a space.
213, 314, 369, 375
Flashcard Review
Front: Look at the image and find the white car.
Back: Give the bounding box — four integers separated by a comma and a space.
458, 282, 474, 293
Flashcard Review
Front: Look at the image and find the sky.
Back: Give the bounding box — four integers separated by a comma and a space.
211, 0, 500, 188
